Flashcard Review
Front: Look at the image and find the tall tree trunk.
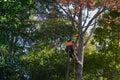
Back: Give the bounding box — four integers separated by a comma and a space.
76, 10, 84, 80
76, 34, 84, 80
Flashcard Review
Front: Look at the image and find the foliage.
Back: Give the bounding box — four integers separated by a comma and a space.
0, 0, 75, 80
92, 10, 120, 80
1, 0, 120, 80
0, 0, 34, 79
20, 47, 68, 80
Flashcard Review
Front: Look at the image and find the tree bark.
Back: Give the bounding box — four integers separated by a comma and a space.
65, 57, 70, 80
76, 9, 84, 80
76, 33, 84, 80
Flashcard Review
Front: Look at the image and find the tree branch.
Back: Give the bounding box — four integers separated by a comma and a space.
56, 2, 73, 19
82, 8, 89, 27
83, 20, 96, 46
83, 7, 105, 35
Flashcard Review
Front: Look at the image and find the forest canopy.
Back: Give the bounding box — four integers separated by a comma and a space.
0, 0, 120, 80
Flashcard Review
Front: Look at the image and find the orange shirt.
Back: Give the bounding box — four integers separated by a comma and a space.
65, 41, 73, 47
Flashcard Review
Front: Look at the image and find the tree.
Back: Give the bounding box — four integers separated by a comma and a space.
93, 10, 120, 80
55, 0, 120, 80
0, 0, 35, 79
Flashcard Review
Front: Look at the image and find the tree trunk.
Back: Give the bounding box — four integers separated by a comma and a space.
76, 34, 84, 80
76, 10, 84, 80
65, 58, 70, 80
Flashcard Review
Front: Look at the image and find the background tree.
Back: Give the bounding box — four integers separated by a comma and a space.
93, 10, 120, 80
0, 0, 35, 79
0, 0, 75, 80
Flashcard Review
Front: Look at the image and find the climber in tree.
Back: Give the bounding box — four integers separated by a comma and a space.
65, 39, 81, 65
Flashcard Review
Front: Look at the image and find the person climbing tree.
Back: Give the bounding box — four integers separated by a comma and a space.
65, 39, 82, 65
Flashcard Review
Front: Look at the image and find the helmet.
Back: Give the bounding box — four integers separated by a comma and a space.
67, 38, 72, 42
